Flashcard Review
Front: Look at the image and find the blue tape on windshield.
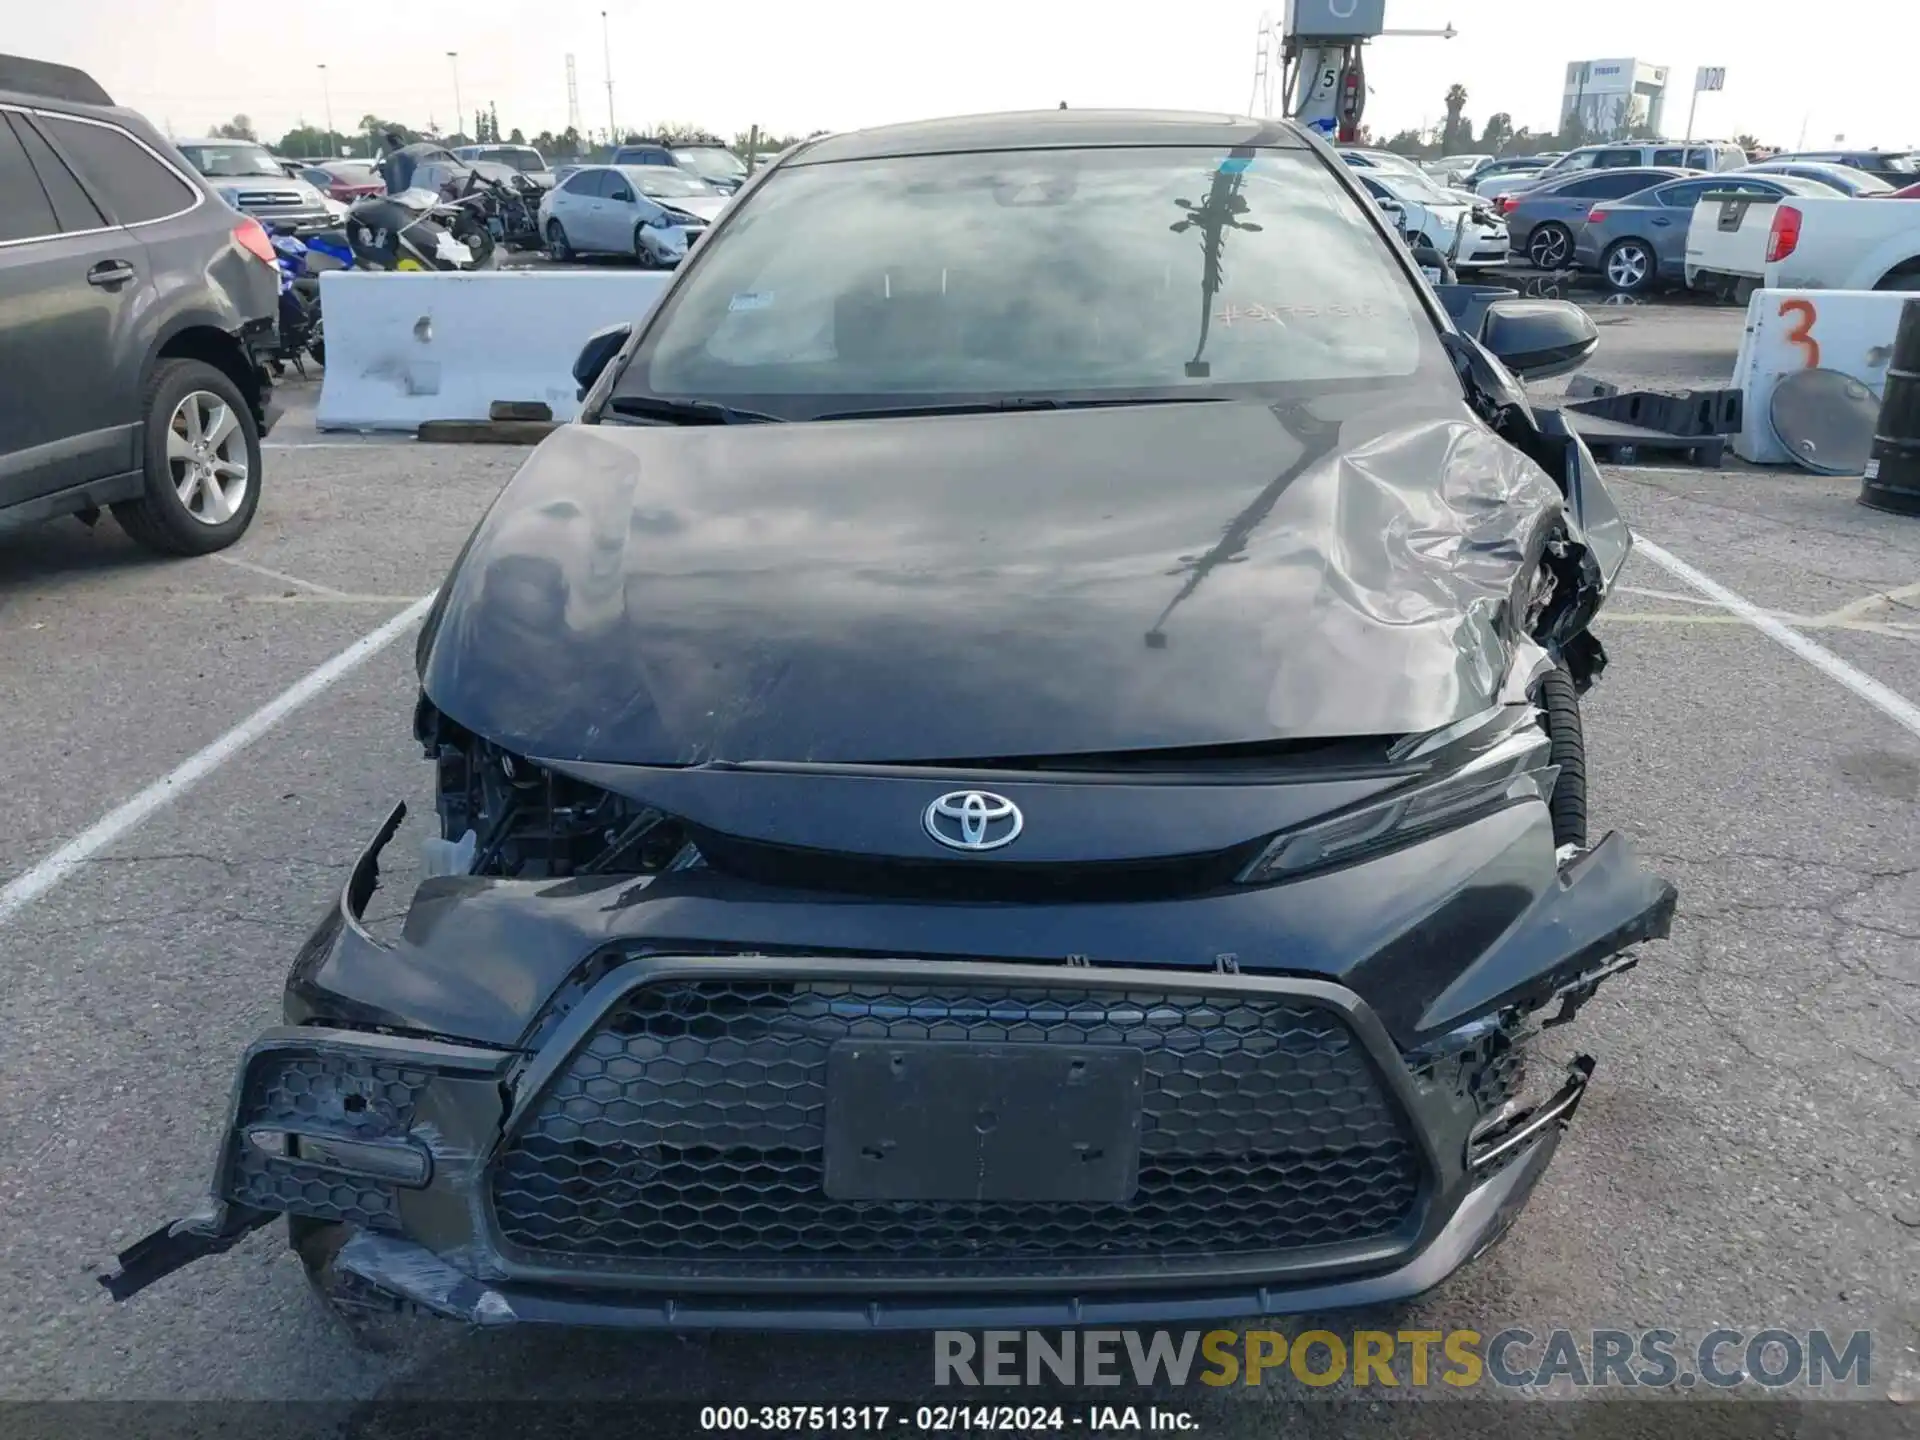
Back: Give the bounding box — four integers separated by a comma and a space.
1217, 156, 1252, 174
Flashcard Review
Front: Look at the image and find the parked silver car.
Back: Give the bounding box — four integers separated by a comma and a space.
537, 164, 729, 266
1573, 173, 1837, 294
1487, 141, 1747, 203
1733, 160, 1894, 197
175, 138, 342, 231
454, 143, 555, 190
1501, 167, 1691, 270
1470, 156, 1553, 196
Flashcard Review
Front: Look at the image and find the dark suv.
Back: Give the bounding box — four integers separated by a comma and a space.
0, 54, 280, 555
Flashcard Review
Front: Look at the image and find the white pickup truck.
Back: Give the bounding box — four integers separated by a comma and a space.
1761, 196, 1920, 292
1685, 191, 1792, 299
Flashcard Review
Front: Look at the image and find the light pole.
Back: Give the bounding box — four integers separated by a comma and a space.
602, 10, 617, 142
447, 51, 464, 139
317, 64, 336, 152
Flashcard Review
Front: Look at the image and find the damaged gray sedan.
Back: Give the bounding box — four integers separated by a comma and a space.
105, 110, 1676, 1332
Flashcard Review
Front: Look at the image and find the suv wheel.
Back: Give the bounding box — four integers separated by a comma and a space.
111, 359, 261, 556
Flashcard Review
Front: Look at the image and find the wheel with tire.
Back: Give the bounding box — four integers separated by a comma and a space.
1877, 270, 1920, 292
1537, 664, 1588, 851
1601, 238, 1656, 294
111, 359, 261, 556
633, 222, 660, 268
446, 215, 495, 268
1527, 222, 1573, 271
545, 218, 573, 262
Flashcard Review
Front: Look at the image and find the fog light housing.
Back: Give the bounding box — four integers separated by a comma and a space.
245, 1127, 433, 1187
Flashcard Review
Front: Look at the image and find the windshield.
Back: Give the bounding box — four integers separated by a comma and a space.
631, 167, 717, 198
1377, 167, 1456, 204
623, 146, 1443, 419
481, 146, 547, 173
675, 146, 747, 180
179, 143, 284, 178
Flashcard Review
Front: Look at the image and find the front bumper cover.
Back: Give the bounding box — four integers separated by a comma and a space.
102, 802, 1666, 1327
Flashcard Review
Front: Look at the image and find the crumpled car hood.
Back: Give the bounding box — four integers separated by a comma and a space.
418, 392, 1577, 765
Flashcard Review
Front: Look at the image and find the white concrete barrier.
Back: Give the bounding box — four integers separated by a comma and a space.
315, 270, 672, 432
1732, 288, 1904, 464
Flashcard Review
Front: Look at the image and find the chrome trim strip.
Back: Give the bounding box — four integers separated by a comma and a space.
1469, 1054, 1594, 1172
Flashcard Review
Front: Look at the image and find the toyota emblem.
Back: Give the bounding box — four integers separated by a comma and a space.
923, 791, 1024, 852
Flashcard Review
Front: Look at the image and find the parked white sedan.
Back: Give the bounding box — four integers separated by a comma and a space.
1352, 167, 1510, 270
537, 164, 731, 266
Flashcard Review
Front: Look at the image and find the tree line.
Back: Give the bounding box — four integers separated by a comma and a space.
203, 112, 816, 162
1362, 84, 1765, 160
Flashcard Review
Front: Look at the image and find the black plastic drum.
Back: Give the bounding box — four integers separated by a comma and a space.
1862, 299, 1920, 516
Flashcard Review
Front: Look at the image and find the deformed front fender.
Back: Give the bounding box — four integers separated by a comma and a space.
1533, 408, 1632, 595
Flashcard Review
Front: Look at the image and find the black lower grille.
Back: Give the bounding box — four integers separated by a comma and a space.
691, 831, 1257, 903
490, 977, 1424, 1275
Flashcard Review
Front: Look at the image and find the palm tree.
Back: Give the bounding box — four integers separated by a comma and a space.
1442, 84, 1468, 153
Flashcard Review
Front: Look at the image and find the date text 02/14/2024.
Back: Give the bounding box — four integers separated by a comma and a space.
699, 1406, 1197, 1432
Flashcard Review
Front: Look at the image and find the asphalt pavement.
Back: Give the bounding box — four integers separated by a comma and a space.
1, 296, 1917, 1430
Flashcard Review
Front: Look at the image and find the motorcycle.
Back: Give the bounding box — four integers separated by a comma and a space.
342, 191, 488, 272
327, 137, 493, 273
298, 229, 358, 273
265, 229, 325, 373
443, 163, 545, 256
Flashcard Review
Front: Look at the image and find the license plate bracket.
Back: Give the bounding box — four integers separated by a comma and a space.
823, 1040, 1144, 1204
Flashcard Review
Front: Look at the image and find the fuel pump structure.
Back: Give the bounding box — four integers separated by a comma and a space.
1253, 3, 1453, 142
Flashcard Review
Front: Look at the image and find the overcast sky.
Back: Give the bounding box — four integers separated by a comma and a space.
15, 0, 1915, 151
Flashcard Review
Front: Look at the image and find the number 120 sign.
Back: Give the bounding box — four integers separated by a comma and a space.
1696, 67, 1726, 92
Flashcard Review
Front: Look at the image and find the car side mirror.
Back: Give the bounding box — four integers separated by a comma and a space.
1375, 197, 1407, 232
573, 322, 633, 399
1477, 297, 1598, 379
609, 187, 632, 202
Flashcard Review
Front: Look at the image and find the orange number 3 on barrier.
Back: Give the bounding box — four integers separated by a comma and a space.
1780, 299, 1821, 369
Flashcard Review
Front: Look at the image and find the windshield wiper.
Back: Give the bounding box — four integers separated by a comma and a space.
606, 396, 783, 425
813, 395, 1234, 421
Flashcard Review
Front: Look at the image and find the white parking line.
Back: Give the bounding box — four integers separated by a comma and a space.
0, 594, 435, 928
208, 552, 350, 598
1634, 536, 1920, 739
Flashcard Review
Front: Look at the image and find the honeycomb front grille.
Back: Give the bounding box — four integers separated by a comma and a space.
490, 978, 1424, 1275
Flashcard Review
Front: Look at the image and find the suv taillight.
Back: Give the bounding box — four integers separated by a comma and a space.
1767, 205, 1802, 263
1496, 195, 1518, 214
232, 217, 276, 266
